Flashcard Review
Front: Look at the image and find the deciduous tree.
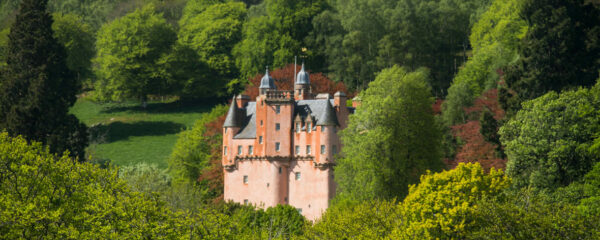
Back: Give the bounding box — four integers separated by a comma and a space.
335, 66, 443, 200
94, 4, 176, 104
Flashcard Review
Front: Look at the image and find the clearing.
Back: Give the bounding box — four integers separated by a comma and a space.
71, 98, 216, 168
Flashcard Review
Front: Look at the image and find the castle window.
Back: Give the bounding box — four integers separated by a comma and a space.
333, 145, 338, 155
225, 128, 227, 133
237, 146, 242, 155
244, 199, 248, 204
295, 172, 301, 180
295, 145, 300, 155
224, 146, 227, 155
259, 136, 263, 144
306, 145, 311, 154
248, 146, 253, 155
243, 175, 248, 184
307, 123, 312, 133
275, 142, 280, 152
279, 167, 282, 174
321, 145, 326, 154
276, 105, 280, 114
296, 122, 300, 133
276, 123, 280, 131
260, 120, 263, 126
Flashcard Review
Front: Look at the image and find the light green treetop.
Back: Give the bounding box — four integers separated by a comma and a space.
94, 4, 176, 102
335, 65, 443, 201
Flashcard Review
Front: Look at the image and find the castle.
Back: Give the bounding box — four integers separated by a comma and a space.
222, 64, 351, 221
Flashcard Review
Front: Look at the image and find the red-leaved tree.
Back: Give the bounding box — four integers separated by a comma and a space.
242, 64, 352, 99
448, 89, 507, 171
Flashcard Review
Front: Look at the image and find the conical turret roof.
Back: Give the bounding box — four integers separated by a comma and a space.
223, 96, 241, 127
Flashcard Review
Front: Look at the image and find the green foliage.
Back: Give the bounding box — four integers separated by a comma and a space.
500, 0, 600, 115
169, 104, 227, 184
468, 189, 600, 239
336, 66, 443, 200
0, 27, 8, 67
580, 162, 600, 216
0, 132, 183, 238
94, 4, 177, 103
52, 13, 95, 87
442, 0, 527, 126
178, 0, 246, 97
0, 0, 87, 160
499, 85, 600, 190
312, 0, 491, 91
307, 199, 397, 239
393, 163, 511, 239
233, 0, 327, 79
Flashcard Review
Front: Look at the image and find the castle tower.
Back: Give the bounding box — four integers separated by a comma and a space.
222, 96, 241, 168
294, 63, 311, 100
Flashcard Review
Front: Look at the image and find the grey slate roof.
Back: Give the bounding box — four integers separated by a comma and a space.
232, 99, 342, 139
296, 99, 338, 126
223, 97, 242, 127
233, 102, 256, 139
316, 99, 339, 126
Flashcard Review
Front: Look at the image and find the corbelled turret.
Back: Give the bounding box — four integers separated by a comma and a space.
294, 63, 311, 100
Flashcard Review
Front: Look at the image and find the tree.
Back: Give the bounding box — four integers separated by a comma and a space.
392, 163, 511, 239
94, 4, 176, 104
468, 189, 600, 239
168, 104, 228, 199
441, 0, 527, 127
500, 0, 600, 115
0, 0, 87, 160
52, 13, 95, 87
233, 0, 327, 80
307, 199, 398, 239
335, 66, 443, 201
0, 132, 187, 238
178, 0, 246, 98
242, 63, 349, 100
499, 84, 600, 190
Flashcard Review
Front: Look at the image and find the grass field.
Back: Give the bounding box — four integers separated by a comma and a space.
70, 98, 216, 168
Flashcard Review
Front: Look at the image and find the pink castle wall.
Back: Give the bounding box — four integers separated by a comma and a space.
223, 91, 348, 221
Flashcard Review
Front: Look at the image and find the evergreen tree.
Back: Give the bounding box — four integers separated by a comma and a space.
0, 0, 87, 160
500, 0, 600, 115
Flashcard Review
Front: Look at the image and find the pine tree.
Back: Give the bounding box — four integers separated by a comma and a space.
0, 0, 87, 160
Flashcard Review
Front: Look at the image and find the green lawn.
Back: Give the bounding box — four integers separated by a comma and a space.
70, 98, 215, 168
